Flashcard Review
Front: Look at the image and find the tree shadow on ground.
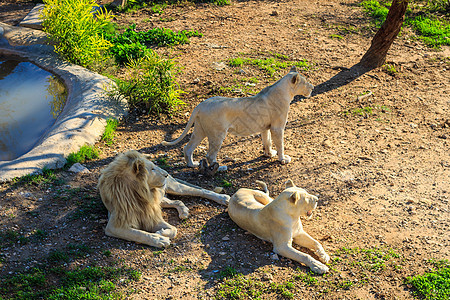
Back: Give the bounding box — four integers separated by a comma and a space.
294, 62, 371, 104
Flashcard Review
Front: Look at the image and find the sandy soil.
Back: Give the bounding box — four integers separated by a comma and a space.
0, 0, 449, 299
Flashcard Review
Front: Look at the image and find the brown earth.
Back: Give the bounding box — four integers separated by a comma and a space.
0, 0, 449, 299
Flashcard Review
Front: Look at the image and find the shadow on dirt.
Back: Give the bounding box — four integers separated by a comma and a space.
198, 211, 316, 287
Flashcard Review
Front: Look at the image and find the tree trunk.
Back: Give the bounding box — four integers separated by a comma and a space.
360, 0, 409, 69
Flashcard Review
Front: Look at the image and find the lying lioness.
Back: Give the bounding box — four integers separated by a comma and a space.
162, 66, 314, 172
228, 180, 330, 274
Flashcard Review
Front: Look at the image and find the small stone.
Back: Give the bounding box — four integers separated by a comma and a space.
261, 273, 273, 281
222, 236, 230, 241
68, 163, 90, 174
217, 165, 228, 172
219, 252, 226, 256
409, 123, 418, 128
271, 253, 279, 260
322, 140, 332, 148
214, 187, 224, 193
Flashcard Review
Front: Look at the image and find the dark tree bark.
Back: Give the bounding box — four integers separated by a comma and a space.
360, 0, 409, 69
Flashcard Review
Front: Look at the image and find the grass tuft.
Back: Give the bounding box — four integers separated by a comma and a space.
406, 260, 450, 300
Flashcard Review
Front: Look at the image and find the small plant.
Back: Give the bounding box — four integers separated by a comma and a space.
41, 0, 113, 68
115, 53, 185, 115
13, 167, 57, 186
406, 259, 450, 300
330, 34, 344, 39
218, 266, 238, 279
383, 63, 398, 75
101, 118, 119, 146
220, 179, 232, 187
103, 250, 112, 257
66, 144, 100, 166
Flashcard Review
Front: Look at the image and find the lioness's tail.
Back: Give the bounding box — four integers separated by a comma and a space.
162, 107, 199, 146
255, 180, 269, 196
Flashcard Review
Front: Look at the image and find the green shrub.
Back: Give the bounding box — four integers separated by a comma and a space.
115, 53, 185, 115
106, 24, 202, 65
66, 144, 100, 166
41, 0, 113, 68
101, 118, 120, 145
406, 260, 450, 300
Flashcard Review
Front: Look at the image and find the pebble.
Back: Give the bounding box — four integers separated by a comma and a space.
222, 236, 230, 241
271, 253, 279, 260
214, 187, 224, 193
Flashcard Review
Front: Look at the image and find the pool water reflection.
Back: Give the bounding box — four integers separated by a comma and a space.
0, 57, 66, 161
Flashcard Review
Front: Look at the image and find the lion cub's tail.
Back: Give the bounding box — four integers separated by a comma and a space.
255, 180, 269, 196
162, 107, 199, 146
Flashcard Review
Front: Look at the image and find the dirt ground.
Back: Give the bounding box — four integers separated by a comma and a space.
0, 0, 449, 299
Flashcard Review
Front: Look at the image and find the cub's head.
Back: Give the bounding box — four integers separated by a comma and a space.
288, 66, 314, 98
111, 150, 168, 188
281, 179, 318, 218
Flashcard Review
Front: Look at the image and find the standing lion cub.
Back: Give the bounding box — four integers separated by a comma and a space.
162, 66, 314, 172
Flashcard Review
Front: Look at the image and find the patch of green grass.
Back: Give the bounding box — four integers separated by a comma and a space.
220, 179, 232, 188
13, 167, 58, 186
167, 265, 191, 274
216, 273, 264, 299
342, 104, 391, 119
115, 53, 185, 115
228, 53, 311, 76
103, 250, 112, 257
155, 157, 169, 167
218, 266, 238, 280
330, 34, 344, 39
335, 247, 401, 272
66, 144, 100, 167
406, 259, 450, 300
270, 281, 295, 298
101, 118, 119, 146
293, 271, 319, 286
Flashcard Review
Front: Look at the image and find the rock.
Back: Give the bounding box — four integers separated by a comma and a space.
19, 4, 45, 30
68, 163, 90, 174
219, 252, 226, 256
212, 62, 227, 71
261, 273, 273, 281
271, 253, 279, 260
214, 187, 224, 193
217, 165, 228, 172
322, 139, 332, 148
222, 236, 230, 241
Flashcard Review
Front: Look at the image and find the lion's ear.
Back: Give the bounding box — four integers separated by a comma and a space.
291, 73, 300, 85
290, 65, 297, 73
132, 159, 147, 179
289, 191, 300, 204
285, 179, 295, 188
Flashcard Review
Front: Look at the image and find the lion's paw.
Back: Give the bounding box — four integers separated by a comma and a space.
150, 235, 171, 248
280, 155, 292, 164
317, 251, 330, 264
179, 209, 189, 220
156, 228, 176, 238
264, 149, 277, 158
310, 261, 329, 274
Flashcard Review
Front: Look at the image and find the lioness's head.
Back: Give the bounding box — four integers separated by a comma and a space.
116, 150, 168, 188
282, 179, 318, 218
289, 66, 314, 98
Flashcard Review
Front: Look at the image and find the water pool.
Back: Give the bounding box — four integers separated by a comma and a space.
0, 57, 66, 161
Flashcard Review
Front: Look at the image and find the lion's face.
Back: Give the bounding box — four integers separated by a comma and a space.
283, 179, 318, 218
121, 150, 168, 188
288, 66, 314, 98
292, 74, 314, 98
